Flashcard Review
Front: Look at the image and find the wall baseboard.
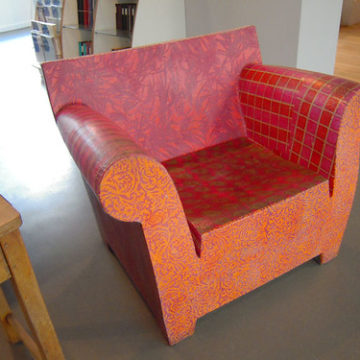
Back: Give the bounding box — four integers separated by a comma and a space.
0, 22, 31, 33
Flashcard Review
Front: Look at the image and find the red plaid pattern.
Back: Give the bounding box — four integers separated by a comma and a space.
239, 64, 360, 193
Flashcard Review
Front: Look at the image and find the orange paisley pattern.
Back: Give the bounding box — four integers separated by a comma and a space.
42, 28, 360, 345
100, 156, 200, 344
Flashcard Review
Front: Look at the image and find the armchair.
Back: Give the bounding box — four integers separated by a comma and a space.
42, 26, 360, 345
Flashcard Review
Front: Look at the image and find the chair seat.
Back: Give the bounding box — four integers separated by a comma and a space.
163, 137, 328, 251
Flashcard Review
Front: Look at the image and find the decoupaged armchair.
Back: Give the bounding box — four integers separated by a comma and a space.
42, 26, 360, 345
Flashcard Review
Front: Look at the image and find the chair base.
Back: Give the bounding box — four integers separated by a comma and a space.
315, 249, 340, 265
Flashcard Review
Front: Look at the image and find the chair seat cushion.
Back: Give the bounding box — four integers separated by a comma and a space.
162, 137, 327, 253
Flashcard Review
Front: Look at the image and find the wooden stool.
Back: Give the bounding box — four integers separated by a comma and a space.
0, 196, 64, 359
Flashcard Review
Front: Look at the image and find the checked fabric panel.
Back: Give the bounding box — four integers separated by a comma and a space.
239, 64, 360, 192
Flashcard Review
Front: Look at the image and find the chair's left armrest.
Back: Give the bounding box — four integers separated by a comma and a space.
239, 64, 360, 262
239, 64, 360, 194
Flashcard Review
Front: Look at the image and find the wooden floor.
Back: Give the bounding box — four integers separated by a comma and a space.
335, 24, 360, 82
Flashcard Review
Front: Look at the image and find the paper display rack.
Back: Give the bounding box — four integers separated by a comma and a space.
31, 0, 63, 65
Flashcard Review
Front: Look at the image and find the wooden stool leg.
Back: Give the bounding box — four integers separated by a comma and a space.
0, 287, 20, 343
0, 230, 64, 360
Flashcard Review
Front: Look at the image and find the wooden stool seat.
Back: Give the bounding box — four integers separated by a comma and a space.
0, 196, 64, 359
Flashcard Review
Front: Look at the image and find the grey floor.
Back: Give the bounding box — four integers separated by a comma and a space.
0, 28, 359, 360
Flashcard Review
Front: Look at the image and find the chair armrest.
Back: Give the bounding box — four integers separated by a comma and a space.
239, 64, 360, 194
56, 103, 145, 195
239, 64, 360, 262
56, 103, 194, 228
56, 103, 199, 343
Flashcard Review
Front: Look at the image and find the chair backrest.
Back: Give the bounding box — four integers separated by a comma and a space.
42, 26, 262, 161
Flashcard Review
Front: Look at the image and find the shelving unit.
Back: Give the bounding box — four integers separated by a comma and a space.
60, 0, 186, 58
61, 0, 95, 58
61, 0, 136, 57
94, 0, 137, 53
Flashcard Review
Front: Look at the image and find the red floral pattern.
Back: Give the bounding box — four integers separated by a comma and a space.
42, 26, 261, 162
42, 28, 360, 345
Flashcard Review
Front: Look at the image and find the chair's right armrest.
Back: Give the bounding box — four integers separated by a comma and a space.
56, 103, 192, 226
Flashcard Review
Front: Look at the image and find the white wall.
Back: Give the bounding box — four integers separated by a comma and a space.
184, 0, 343, 74
184, 0, 302, 67
0, 0, 33, 32
132, 0, 186, 47
297, 0, 343, 74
